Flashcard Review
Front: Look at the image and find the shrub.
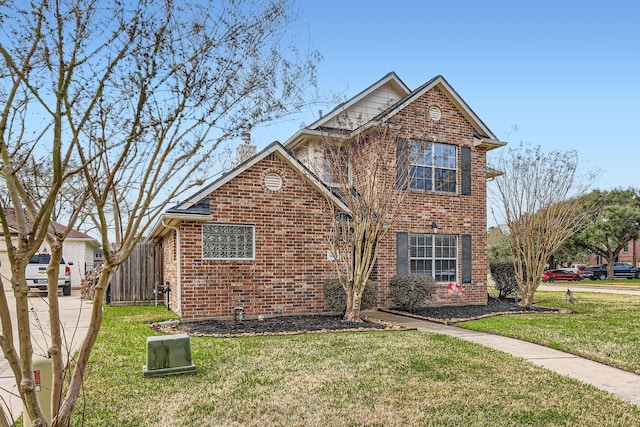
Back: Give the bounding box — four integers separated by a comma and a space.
389, 274, 436, 313
323, 279, 378, 314
489, 261, 520, 299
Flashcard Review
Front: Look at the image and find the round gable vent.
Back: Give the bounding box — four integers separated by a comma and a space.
428, 106, 442, 121
264, 172, 283, 191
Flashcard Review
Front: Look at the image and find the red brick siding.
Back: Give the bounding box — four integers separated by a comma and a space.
375, 86, 488, 306
173, 153, 336, 319
162, 84, 491, 318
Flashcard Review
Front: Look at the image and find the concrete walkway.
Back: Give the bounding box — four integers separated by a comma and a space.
367, 302, 640, 408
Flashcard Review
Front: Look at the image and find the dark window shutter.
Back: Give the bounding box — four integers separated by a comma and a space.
396, 139, 409, 190
461, 146, 471, 195
461, 234, 472, 283
396, 232, 409, 275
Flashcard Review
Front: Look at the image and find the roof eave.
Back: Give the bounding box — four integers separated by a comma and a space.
486, 167, 504, 179
474, 138, 507, 151
475, 138, 508, 151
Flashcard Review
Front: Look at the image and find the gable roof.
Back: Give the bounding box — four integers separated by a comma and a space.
284, 72, 411, 150
308, 71, 411, 130
285, 72, 507, 152
1, 208, 100, 247
148, 142, 350, 239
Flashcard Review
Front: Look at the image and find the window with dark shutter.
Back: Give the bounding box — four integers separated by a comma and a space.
407, 233, 458, 282
461, 234, 472, 283
396, 232, 409, 275
461, 146, 471, 195
396, 139, 409, 190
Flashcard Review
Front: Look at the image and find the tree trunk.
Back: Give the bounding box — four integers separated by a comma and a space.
53, 263, 113, 426
47, 240, 65, 421
13, 269, 48, 426
344, 289, 362, 322
519, 290, 535, 308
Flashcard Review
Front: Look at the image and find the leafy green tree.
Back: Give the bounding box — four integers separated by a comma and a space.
572, 188, 640, 279
487, 226, 512, 261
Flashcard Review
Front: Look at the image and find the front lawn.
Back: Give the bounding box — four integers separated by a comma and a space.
571, 279, 640, 288
72, 305, 640, 426
461, 291, 640, 373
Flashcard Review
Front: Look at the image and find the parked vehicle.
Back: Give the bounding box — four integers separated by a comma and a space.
582, 263, 640, 280
541, 269, 583, 282
25, 253, 73, 296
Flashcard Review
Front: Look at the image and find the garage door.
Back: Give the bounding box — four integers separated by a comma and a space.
0, 244, 13, 286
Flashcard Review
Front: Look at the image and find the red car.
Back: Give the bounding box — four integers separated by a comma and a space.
542, 269, 583, 282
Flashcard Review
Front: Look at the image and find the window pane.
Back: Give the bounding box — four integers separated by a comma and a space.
411, 141, 432, 166
203, 224, 254, 259
410, 233, 457, 281
409, 141, 456, 192
410, 165, 432, 190
434, 144, 457, 168
434, 168, 456, 192
435, 259, 457, 282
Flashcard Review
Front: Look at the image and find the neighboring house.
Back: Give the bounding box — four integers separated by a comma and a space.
149, 72, 506, 320
0, 209, 100, 288
589, 238, 640, 267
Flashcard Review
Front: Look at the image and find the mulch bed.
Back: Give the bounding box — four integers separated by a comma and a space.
151, 315, 404, 338
150, 297, 567, 337
402, 297, 567, 324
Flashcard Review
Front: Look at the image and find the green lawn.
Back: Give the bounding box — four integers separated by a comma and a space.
72, 304, 640, 426
461, 290, 640, 374
566, 279, 640, 289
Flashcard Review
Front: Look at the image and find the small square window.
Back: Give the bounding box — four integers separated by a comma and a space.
202, 224, 254, 260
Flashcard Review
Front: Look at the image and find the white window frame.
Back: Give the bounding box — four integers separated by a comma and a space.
202, 224, 255, 260
409, 234, 458, 282
409, 141, 457, 193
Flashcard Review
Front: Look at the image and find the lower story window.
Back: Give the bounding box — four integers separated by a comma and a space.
202, 224, 254, 260
410, 234, 457, 282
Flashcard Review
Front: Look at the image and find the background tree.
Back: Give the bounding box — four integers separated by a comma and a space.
487, 226, 512, 262
571, 188, 640, 278
0, 1, 318, 425
323, 123, 409, 322
489, 143, 596, 307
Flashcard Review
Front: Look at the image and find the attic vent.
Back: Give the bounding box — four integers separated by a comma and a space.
428, 106, 442, 121
264, 172, 283, 191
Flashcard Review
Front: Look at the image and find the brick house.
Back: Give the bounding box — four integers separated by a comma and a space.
148, 73, 506, 320
589, 238, 640, 267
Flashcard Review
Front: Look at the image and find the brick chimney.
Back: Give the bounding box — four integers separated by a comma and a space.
236, 132, 257, 165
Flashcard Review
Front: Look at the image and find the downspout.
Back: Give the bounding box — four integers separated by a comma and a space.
162, 219, 181, 313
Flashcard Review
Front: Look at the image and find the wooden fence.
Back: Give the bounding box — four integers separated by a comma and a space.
110, 242, 163, 304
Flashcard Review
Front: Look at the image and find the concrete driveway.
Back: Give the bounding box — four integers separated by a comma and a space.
0, 289, 93, 423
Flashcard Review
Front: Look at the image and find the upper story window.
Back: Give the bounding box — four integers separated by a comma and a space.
409, 141, 457, 192
202, 224, 254, 260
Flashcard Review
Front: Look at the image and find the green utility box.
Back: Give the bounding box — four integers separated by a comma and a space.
142, 334, 196, 377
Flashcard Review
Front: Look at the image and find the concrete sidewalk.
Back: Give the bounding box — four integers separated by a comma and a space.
367, 310, 640, 408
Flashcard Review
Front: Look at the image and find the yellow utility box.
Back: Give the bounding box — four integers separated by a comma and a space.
23, 356, 53, 427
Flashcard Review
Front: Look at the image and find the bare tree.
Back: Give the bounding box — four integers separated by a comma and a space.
0, 1, 318, 425
489, 143, 596, 307
322, 123, 409, 322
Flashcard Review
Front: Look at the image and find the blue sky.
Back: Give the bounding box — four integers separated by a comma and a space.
251, 0, 640, 191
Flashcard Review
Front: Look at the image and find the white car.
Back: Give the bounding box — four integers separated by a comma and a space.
25, 253, 73, 296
